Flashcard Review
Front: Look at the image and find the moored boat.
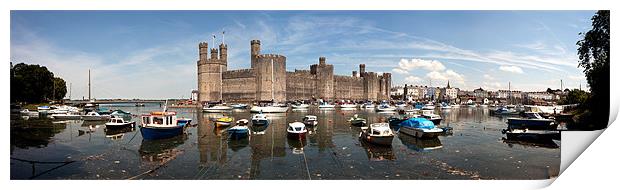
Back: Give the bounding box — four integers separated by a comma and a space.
83, 111, 111, 121
105, 116, 136, 130
507, 112, 557, 130
318, 102, 336, 109
349, 114, 367, 127
360, 123, 394, 146
215, 116, 234, 127
251, 102, 289, 113
398, 118, 444, 138
203, 104, 233, 112
251, 113, 269, 126
140, 111, 185, 140
51, 112, 83, 120
376, 103, 396, 112
287, 122, 307, 139
176, 117, 193, 126
420, 112, 442, 125
302, 115, 318, 126
231, 103, 248, 109
227, 119, 250, 139
291, 103, 310, 109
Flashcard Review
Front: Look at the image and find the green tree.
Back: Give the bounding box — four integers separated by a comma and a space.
576, 10, 610, 129
10, 63, 55, 103
560, 89, 589, 105
53, 77, 67, 100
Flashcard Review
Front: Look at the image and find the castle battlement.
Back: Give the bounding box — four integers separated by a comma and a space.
257, 54, 285, 58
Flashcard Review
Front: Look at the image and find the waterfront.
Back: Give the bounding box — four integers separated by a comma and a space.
10, 104, 560, 180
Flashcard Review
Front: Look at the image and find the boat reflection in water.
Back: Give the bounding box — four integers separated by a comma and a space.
359, 139, 395, 161
139, 134, 188, 163
287, 136, 307, 155
398, 134, 443, 152
104, 125, 135, 140
228, 136, 249, 152
502, 135, 560, 149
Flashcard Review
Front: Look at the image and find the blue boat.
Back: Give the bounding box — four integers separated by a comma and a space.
177, 117, 192, 126
398, 118, 444, 138
507, 112, 557, 130
228, 119, 250, 139
140, 111, 186, 140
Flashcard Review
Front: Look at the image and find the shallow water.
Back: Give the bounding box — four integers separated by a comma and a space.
10, 105, 560, 179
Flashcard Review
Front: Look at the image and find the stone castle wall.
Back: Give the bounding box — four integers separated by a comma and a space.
222, 69, 256, 102
286, 70, 317, 101
198, 39, 391, 103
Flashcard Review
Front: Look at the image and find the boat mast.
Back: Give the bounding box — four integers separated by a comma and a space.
271, 59, 275, 102
88, 69, 91, 100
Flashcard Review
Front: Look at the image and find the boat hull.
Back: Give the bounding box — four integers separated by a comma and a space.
140, 125, 184, 140
399, 126, 443, 139
250, 106, 288, 113
507, 118, 556, 130
51, 114, 82, 120
351, 120, 367, 127
287, 132, 306, 140
360, 132, 394, 146
303, 120, 318, 126
227, 129, 249, 139
105, 122, 135, 130
251, 119, 269, 126
83, 115, 111, 121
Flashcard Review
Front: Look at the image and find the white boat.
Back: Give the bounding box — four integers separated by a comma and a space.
340, 103, 357, 109
363, 103, 375, 109
287, 122, 307, 139
251, 113, 269, 126
395, 102, 407, 109
450, 103, 460, 108
376, 104, 397, 112
105, 116, 135, 130
480, 104, 489, 108
19, 109, 39, 116
302, 115, 318, 126
251, 105, 289, 113
203, 105, 233, 112
318, 103, 336, 109
83, 111, 111, 121
422, 103, 435, 110
291, 103, 310, 109
360, 123, 394, 146
420, 113, 442, 125
51, 112, 82, 120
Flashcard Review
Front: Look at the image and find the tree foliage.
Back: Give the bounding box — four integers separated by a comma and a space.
10, 62, 67, 103
559, 89, 589, 105
576, 10, 610, 129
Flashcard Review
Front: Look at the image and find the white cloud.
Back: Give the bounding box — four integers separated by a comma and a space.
426, 69, 465, 86
392, 68, 409, 74
405, 76, 422, 83
483, 74, 495, 80
499, 65, 524, 74
398, 58, 445, 72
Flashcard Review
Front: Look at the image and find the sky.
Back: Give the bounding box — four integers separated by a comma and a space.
10, 10, 595, 99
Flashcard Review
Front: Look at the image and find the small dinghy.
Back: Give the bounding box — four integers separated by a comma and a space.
287, 122, 307, 139
176, 117, 193, 126
251, 113, 269, 126
398, 118, 443, 138
360, 123, 394, 146
228, 119, 250, 139
349, 114, 367, 127
215, 117, 234, 127
302, 115, 318, 126
105, 116, 136, 130
83, 111, 111, 121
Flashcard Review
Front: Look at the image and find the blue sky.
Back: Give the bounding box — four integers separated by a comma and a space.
11, 10, 594, 99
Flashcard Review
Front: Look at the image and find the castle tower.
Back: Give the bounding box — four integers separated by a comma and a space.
197, 41, 224, 103
359, 64, 366, 74
219, 43, 228, 71
315, 57, 334, 100
255, 54, 287, 102
250, 40, 261, 69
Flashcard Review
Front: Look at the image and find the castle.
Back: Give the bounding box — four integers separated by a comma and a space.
197, 39, 391, 103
